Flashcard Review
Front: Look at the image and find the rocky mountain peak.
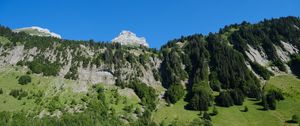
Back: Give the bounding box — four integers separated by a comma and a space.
112, 30, 149, 47
13, 26, 61, 39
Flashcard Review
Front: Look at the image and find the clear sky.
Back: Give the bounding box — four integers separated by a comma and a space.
0, 0, 299, 48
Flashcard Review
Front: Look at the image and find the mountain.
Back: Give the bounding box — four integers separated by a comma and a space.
0, 16, 300, 125
112, 30, 149, 47
13, 26, 62, 39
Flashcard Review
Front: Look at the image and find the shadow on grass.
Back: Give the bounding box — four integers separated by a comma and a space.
285, 120, 298, 124
247, 98, 260, 101
240, 109, 248, 112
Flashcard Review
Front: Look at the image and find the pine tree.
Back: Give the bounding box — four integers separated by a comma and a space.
215, 91, 234, 107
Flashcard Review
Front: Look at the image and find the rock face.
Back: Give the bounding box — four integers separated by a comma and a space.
13, 26, 61, 39
245, 41, 299, 75
112, 30, 149, 47
245, 44, 269, 66
0, 36, 161, 92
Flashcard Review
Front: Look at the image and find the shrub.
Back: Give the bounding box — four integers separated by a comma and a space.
291, 114, 299, 123
230, 88, 244, 105
188, 82, 213, 111
9, 89, 28, 100
129, 79, 157, 111
123, 104, 134, 113
250, 62, 273, 80
64, 65, 78, 80
165, 84, 185, 104
244, 106, 248, 112
152, 69, 161, 81
203, 111, 211, 121
28, 59, 61, 76
211, 106, 218, 116
209, 72, 221, 91
261, 89, 284, 110
115, 77, 126, 89
18, 75, 31, 85
215, 91, 234, 107
0, 88, 3, 94
290, 54, 300, 78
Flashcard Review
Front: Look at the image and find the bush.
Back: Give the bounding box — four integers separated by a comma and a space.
230, 88, 244, 105
64, 65, 78, 80
188, 82, 213, 111
262, 89, 284, 110
28, 59, 60, 76
152, 69, 161, 81
123, 104, 134, 113
115, 77, 126, 89
165, 84, 185, 104
291, 114, 299, 123
9, 89, 28, 100
215, 91, 234, 107
244, 106, 248, 112
203, 111, 211, 121
273, 60, 287, 72
129, 79, 157, 111
290, 54, 300, 78
0, 88, 3, 94
209, 79, 221, 92
18, 75, 31, 85
211, 106, 218, 116
209, 72, 221, 91
250, 62, 273, 80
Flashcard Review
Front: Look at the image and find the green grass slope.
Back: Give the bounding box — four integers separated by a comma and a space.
212, 75, 300, 126
153, 75, 300, 126
153, 99, 200, 125
0, 66, 141, 119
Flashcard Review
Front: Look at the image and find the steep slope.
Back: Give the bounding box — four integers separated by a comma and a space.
0, 16, 299, 125
0, 27, 161, 93
159, 16, 300, 113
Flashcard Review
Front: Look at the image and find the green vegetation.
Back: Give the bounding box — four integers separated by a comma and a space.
215, 91, 234, 107
18, 75, 31, 85
228, 17, 300, 71
0, 17, 300, 125
0, 66, 158, 125
215, 88, 245, 107
262, 89, 284, 110
207, 34, 261, 99
290, 54, 300, 78
165, 84, 185, 104
290, 114, 299, 123
64, 65, 78, 80
0, 36, 10, 45
160, 47, 187, 88
129, 79, 157, 111
9, 89, 28, 100
243, 106, 248, 112
250, 62, 273, 80
212, 75, 300, 126
26, 58, 61, 76
188, 81, 212, 111
153, 99, 201, 125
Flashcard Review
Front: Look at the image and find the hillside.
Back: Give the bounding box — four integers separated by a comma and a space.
13, 26, 61, 39
0, 16, 300, 125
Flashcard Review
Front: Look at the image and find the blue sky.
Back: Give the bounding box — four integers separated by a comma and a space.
0, 0, 299, 48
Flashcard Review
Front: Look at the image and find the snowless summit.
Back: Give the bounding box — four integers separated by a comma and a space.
112, 30, 149, 47
13, 26, 61, 39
